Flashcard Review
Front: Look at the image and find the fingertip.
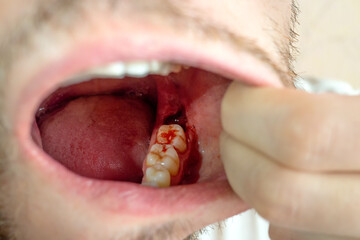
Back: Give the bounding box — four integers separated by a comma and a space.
220, 132, 248, 199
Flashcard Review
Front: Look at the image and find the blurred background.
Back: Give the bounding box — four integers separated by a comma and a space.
200, 0, 360, 239
295, 0, 360, 88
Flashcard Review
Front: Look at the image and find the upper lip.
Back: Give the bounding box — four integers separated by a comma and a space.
11, 21, 281, 233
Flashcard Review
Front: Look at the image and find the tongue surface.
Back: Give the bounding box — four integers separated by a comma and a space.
38, 95, 154, 182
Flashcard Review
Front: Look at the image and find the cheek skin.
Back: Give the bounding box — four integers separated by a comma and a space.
0, 0, 294, 239
171, 0, 294, 70
5, 148, 148, 240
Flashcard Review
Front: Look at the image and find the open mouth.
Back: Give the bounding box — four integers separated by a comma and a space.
34, 62, 214, 187
10, 28, 282, 236
21, 53, 246, 214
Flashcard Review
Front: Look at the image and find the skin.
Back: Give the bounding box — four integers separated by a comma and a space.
222, 84, 360, 240
4, 0, 351, 239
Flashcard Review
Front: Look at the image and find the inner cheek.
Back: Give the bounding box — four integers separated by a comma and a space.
185, 79, 230, 180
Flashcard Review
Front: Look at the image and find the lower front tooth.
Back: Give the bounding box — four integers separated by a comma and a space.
143, 166, 171, 188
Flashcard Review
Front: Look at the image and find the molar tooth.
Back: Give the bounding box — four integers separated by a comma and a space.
143, 166, 171, 188
157, 124, 187, 153
146, 144, 179, 176
125, 61, 150, 77
156, 63, 182, 76
150, 61, 172, 75
150, 61, 162, 72
157, 63, 173, 76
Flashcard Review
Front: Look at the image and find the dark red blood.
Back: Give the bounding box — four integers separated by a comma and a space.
38, 95, 154, 182
158, 130, 177, 144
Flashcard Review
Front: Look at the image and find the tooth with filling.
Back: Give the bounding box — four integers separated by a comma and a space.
143, 166, 171, 188
157, 124, 187, 153
146, 144, 179, 176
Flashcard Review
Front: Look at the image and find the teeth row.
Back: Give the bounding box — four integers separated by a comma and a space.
142, 124, 187, 188
64, 61, 183, 87
87, 61, 183, 77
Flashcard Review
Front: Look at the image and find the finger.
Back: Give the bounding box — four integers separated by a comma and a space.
221, 82, 360, 172
269, 225, 360, 240
221, 132, 360, 237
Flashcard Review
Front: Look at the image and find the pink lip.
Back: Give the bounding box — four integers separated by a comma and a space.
14, 32, 281, 223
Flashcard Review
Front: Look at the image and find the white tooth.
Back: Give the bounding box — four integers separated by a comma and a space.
63, 61, 187, 88
157, 124, 187, 153
146, 144, 179, 176
160, 157, 179, 176
125, 61, 150, 77
149, 61, 180, 76
88, 62, 126, 77
154, 63, 177, 76
143, 166, 171, 188
157, 63, 172, 76
150, 61, 162, 72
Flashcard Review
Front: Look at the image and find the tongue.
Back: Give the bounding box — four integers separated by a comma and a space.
38, 95, 155, 182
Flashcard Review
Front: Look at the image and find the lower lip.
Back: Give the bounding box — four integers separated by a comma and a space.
20, 133, 247, 216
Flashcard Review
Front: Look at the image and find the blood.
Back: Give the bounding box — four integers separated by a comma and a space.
158, 130, 178, 144
150, 75, 201, 185
161, 145, 167, 153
